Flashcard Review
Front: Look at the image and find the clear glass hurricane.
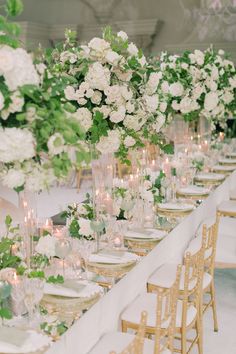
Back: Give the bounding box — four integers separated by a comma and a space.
55, 238, 72, 277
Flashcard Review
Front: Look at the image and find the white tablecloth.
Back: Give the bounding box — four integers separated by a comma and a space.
45, 171, 236, 354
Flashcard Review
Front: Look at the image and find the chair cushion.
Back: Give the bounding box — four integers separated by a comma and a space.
195, 216, 216, 238
230, 189, 236, 200
217, 200, 236, 214
89, 331, 162, 354
185, 236, 213, 260
148, 263, 197, 292
121, 293, 197, 329
216, 233, 236, 264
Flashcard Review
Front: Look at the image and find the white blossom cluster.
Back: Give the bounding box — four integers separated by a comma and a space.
156, 48, 236, 128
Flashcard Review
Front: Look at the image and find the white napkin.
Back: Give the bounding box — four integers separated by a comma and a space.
89, 251, 138, 264
178, 186, 209, 195
44, 280, 101, 298
213, 164, 235, 171
195, 173, 224, 181
125, 228, 166, 240
0, 329, 51, 353
158, 203, 194, 211
227, 152, 236, 157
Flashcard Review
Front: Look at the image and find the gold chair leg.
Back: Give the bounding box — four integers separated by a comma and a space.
210, 281, 218, 332
121, 320, 128, 333
196, 314, 203, 354
181, 328, 187, 354
77, 170, 82, 191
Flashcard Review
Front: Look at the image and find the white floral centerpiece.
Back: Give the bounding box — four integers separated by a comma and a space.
46, 28, 171, 163
0, 1, 88, 192
153, 48, 236, 129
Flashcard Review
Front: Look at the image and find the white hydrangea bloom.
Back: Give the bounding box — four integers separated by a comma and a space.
117, 31, 128, 41
78, 218, 93, 237
204, 92, 219, 111
1, 169, 25, 189
96, 130, 121, 154
85, 62, 110, 90
36, 235, 57, 258
73, 107, 93, 132
0, 128, 35, 163
124, 136, 136, 147
47, 133, 65, 155
169, 82, 184, 97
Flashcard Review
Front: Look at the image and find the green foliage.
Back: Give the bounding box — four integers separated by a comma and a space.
47, 275, 64, 284
41, 320, 68, 337
5, 0, 23, 17
89, 111, 109, 144
0, 237, 21, 270
0, 307, 12, 320
27, 270, 45, 279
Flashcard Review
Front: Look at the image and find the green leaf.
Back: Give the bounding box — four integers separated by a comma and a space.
47, 275, 64, 284
0, 307, 12, 320
5, 0, 24, 17
5, 215, 12, 228
161, 144, 174, 155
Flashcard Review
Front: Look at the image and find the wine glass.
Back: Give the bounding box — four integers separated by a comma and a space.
23, 277, 45, 328
55, 238, 72, 277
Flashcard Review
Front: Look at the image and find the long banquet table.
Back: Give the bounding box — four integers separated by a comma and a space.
44, 171, 236, 354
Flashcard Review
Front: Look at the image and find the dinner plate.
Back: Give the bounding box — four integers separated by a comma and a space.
195, 173, 225, 181
157, 202, 194, 212
124, 228, 167, 240
177, 186, 209, 195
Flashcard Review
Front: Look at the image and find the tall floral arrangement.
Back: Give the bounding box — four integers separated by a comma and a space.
45, 28, 171, 163
151, 48, 236, 129
0, 0, 88, 192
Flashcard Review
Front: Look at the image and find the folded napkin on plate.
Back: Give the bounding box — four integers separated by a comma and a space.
0, 327, 29, 348
125, 228, 166, 240
219, 158, 236, 164
44, 280, 90, 297
89, 251, 138, 264
0, 329, 50, 353
158, 203, 194, 211
196, 173, 224, 180
213, 165, 235, 171
178, 186, 209, 195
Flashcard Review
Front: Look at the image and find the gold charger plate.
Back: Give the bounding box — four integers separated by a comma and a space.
156, 205, 194, 217
176, 191, 209, 200
87, 259, 137, 278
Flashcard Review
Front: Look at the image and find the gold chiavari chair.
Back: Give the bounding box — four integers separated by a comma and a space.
146, 235, 206, 354
77, 165, 92, 190
185, 215, 220, 332
120, 265, 182, 354
217, 200, 236, 218
109, 311, 147, 354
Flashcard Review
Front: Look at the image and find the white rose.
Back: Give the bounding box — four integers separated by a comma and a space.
159, 101, 167, 113
110, 106, 126, 123
181, 63, 189, 70
47, 133, 65, 155
204, 92, 219, 111
0, 92, 4, 110
206, 79, 217, 92
211, 66, 219, 80
85, 88, 94, 99
124, 136, 136, 147
126, 101, 135, 113
218, 49, 225, 55
229, 77, 236, 88
64, 86, 76, 100
120, 86, 133, 101
91, 90, 102, 105
124, 114, 146, 131
117, 31, 128, 41
161, 81, 169, 94
96, 130, 121, 154
115, 69, 133, 82
78, 218, 93, 237
153, 114, 165, 132
105, 50, 121, 65
222, 91, 234, 104
146, 72, 161, 94
144, 94, 159, 113
171, 100, 180, 111
194, 50, 205, 65
0, 128, 35, 163
36, 235, 57, 258
179, 97, 199, 114
127, 43, 139, 56
93, 105, 111, 119
8, 91, 24, 113
169, 82, 184, 97
138, 56, 147, 66
60, 51, 77, 64
88, 38, 110, 59
85, 62, 110, 91
1, 169, 25, 189
73, 107, 93, 132
77, 98, 87, 105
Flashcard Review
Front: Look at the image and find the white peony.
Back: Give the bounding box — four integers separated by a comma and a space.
169, 82, 184, 97
206, 79, 217, 92
229, 77, 236, 88
110, 106, 126, 123
8, 91, 24, 113
25, 164, 57, 192
93, 105, 111, 119
124, 113, 146, 132
222, 91, 234, 104
0, 91, 4, 110
78, 218, 93, 237
218, 49, 225, 55
1, 169, 25, 189
36, 235, 57, 258
47, 133, 65, 155
85, 62, 110, 90
0, 46, 39, 91
0, 128, 35, 163
204, 92, 219, 111
127, 43, 139, 56
73, 107, 93, 132
96, 130, 121, 154
124, 136, 136, 147
117, 31, 128, 41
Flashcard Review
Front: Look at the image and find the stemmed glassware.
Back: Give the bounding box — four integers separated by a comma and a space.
23, 277, 45, 328
55, 238, 72, 277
